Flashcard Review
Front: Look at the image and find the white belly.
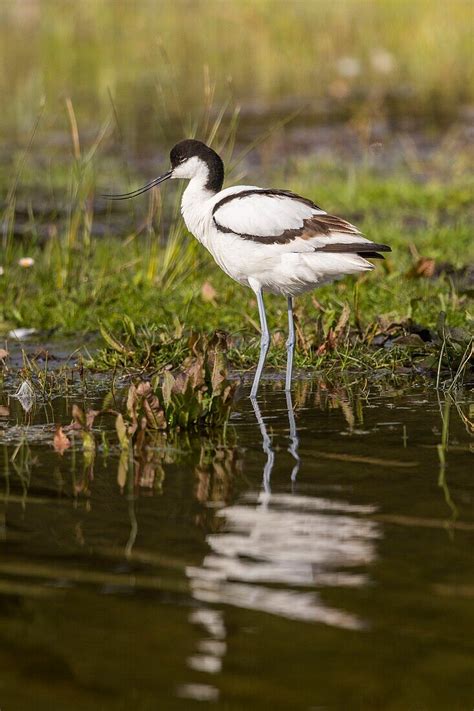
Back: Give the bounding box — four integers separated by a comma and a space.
181, 184, 374, 297
206, 230, 374, 296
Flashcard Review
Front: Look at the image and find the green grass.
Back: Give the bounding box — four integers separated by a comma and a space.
1, 150, 472, 386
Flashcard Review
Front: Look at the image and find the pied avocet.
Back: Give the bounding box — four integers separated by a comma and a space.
104, 139, 391, 398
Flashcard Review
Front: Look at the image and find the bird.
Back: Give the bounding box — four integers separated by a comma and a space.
104, 139, 391, 398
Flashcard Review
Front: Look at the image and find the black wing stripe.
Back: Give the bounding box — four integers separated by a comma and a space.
213, 195, 392, 254
214, 211, 377, 245
214, 214, 392, 253
213, 217, 307, 244
212, 188, 321, 215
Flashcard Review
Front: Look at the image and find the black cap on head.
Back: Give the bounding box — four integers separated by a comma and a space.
170, 139, 224, 193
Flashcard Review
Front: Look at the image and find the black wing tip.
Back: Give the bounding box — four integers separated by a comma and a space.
318, 243, 392, 255
358, 244, 391, 259
358, 251, 385, 259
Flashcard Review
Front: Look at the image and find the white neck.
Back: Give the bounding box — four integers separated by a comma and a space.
180, 174, 216, 245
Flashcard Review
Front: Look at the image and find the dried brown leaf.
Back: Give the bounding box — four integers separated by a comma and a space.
334, 303, 351, 343
126, 383, 138, 423
136, 381, 151, 397
142, 396, 166, 430
86, 409, 99, 430
53, 425, 71, 454
210, 353, 226, 394
184, 356, 206, 389
116, 413, 129, 448
117, 449, 128, 490
72, 404, 85, 427
408, 257, 436, 279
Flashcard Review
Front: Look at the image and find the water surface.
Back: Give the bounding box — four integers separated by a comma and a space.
0, 378, 472, 710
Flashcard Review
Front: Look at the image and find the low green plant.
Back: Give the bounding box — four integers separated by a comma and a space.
117, 331, 236, 434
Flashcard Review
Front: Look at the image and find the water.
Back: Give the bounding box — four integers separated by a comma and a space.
0, 377, 472, 710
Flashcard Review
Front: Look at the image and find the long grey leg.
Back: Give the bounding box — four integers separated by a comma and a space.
285, 296, 295, 392
250, 287, 270, 399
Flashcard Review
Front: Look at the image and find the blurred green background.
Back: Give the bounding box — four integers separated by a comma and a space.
0, 0, 472, 148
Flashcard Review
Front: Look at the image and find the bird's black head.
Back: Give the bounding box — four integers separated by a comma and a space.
170, 139, 224, 193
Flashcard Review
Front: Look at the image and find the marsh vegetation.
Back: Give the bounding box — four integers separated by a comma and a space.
0, 2, 473, 709
0, 2, 472, 389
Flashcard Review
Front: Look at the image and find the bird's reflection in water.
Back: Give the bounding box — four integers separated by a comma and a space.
286, 391, 301, 483
181, 386, 381, 698
186, 387, 380, 631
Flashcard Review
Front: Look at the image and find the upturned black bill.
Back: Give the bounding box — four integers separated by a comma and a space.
101, 170, 173, 200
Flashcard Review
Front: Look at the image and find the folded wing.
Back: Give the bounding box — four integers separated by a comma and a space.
212, 188, 391, 258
